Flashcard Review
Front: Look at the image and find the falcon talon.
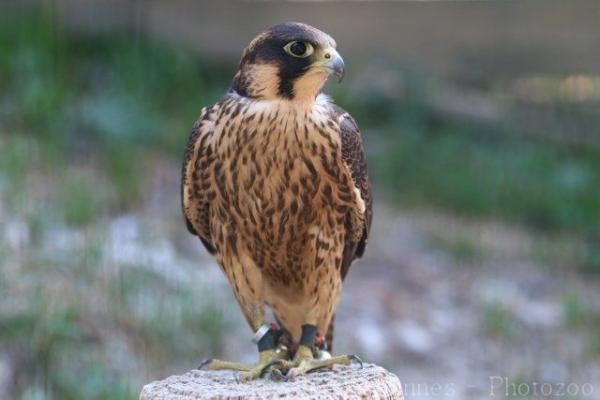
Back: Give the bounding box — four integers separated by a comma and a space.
198, 358, 212, 370
348, 354, 363, 369
270, 368, 286, 382
283, 371, 296, 382
259, 359, 283, 377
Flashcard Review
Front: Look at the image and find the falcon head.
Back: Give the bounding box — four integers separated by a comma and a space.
231, 22, 345, 102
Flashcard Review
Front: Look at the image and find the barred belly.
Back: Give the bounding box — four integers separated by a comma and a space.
208, 96, 358, 340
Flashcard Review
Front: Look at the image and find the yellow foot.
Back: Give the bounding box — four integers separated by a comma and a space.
199, 348, 288, 382
275, 345, 363, 381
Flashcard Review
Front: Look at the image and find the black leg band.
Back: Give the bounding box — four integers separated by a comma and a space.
300, 324, 317, 348
257, 328, 277, 352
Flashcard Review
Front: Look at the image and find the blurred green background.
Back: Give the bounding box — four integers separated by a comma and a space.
1, 1, 599, 399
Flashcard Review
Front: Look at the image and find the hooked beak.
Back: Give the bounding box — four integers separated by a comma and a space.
330, 53, 345, 83
316, 48, 345, 83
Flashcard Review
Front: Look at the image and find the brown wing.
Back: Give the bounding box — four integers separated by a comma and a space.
330, 104, 373, 280
323, 105, 372, 352
181, 104, 219, 254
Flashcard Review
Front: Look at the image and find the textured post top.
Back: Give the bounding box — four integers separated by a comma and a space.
140, 363, 404, 400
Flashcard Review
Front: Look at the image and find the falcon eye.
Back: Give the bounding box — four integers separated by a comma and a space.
284, 41, 314, 58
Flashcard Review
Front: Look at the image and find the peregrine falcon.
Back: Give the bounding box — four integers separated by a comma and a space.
181, 22, 372, 380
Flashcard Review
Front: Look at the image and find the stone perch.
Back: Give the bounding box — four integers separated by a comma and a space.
140, 363, 404, 400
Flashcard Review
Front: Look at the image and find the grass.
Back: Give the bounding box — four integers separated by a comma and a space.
58, 169, 108, 227
0, 233, 235, 399
0, 7, 230, 220
562, 294, 588, 328
0, 11, 237, 394
562, 294, 600, 358
589, 320, 600, 357
425, 231, 487, 263
581, 233, 600, 274
364, 102, 600, 234
481, 302, 520, 340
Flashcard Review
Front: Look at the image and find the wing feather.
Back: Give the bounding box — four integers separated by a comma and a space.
325, 104, 372, 351
181, 105, 219, 254
330, 104, 373, 280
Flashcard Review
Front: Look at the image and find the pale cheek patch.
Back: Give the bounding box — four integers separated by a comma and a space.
243, 63, 281, 99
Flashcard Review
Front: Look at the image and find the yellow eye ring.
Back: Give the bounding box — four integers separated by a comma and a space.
284, 41, 314, 58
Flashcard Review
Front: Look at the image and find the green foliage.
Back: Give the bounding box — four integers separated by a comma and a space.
52, 366, 134, 400
59, 169, 107, 227
562, 294, 588, 328
481, 302, 519, 340
0, 135, 31, 191
335, 71, 600, 236
0, 7, 230, 213
1, 237, 234, 399
426, 231, 486, 263
109, 266, 232, 361
0, 10, 237, 397
364, 95, 600, 233
561, 294, 600, 358
101, 145, 143, 206
580, 233, 600, 274
589, 319, 600, 357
